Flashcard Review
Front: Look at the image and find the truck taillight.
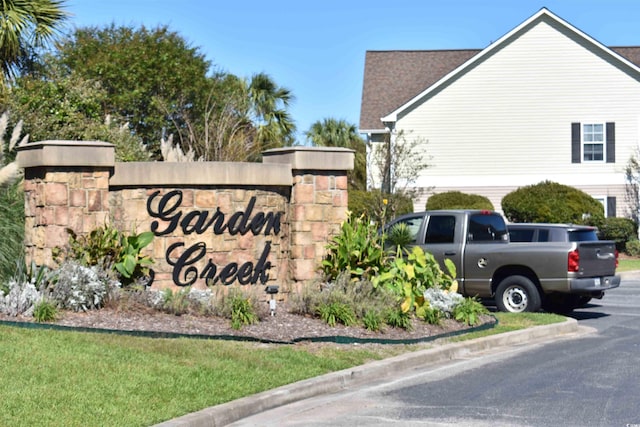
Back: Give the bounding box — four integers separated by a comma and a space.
568, 249, 580, 272
615, 249, 619, 268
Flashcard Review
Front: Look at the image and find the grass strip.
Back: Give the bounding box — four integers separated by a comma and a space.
617, 258, 640, 272
0, 312, 564, 426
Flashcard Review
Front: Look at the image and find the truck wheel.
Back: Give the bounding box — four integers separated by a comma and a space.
495, 276, 542, 313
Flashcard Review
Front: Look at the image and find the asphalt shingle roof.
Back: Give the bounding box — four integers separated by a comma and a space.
359, 46, 640, 133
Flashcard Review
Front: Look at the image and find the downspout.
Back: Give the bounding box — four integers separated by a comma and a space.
382, 120, 396, 194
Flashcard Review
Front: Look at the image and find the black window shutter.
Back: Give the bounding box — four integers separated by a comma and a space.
571, 122, 581, 163
606, 122, 615, 163
607, 197, 616, 218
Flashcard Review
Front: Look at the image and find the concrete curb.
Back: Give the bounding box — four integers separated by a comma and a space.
154, 317, 587, 427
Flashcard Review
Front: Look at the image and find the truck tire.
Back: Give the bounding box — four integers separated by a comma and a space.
495, 275, 542, 313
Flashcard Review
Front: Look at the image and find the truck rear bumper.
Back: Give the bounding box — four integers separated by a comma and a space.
569, 275, 620, 293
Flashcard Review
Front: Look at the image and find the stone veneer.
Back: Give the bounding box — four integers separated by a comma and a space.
17, 141, 353, 292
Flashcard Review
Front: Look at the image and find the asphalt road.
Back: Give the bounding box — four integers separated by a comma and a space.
229, 276, 640, 427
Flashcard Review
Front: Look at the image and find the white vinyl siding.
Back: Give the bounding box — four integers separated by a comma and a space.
396, 18, 640, 181
389, 16, 640, 217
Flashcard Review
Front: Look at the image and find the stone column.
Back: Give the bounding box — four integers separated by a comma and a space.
262, 147, 354, 282
16, 141, 115, 268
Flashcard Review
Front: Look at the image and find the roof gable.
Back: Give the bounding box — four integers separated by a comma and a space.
360, 8, 640, 133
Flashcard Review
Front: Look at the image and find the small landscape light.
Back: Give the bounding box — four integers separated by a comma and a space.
265, 285, 279, 316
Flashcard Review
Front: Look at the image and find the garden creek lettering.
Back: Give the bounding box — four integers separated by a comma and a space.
147, 190, 282, 286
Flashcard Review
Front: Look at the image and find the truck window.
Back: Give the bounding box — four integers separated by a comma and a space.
425, 215, 455, 244
509, 229, 534, 242
568, 229, 599, 241
386, 215, 424, 244
468, 213, 508, 242
538, 229, 550, 242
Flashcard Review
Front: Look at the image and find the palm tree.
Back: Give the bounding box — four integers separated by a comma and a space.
248, 72, 296, 153
0, 0, 68, 81
305, 118, 367, 190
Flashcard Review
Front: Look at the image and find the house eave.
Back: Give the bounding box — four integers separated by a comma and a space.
381, 7, 640, 126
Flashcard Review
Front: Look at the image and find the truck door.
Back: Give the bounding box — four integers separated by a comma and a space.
422, 214, 463, 279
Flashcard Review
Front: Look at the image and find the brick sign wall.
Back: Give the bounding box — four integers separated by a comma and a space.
17, 141, 353, 292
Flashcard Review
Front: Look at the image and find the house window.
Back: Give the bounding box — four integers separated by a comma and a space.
593, 196, 617, 218
571, 122, 615, 164
582, 124, 604, 161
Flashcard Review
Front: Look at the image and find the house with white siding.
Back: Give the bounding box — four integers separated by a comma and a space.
359, 7, 640, 218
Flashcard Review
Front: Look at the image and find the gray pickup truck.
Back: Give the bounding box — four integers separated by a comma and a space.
385, 210, 620, 313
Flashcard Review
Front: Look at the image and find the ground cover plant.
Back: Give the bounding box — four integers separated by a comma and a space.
0, 312, 563, 427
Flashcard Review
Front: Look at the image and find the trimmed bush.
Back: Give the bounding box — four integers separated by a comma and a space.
426, 191, 494, 211
598, 217, 638, 252
626, 239, 640, 257
348, 189, 413, 225
501, 181, 604, 224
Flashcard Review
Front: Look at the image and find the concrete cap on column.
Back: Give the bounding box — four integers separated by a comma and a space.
262, 147, 354, 170
16, 140, 115, 168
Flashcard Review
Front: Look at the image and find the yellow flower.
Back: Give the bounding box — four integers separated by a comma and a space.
383, 199, 388, 205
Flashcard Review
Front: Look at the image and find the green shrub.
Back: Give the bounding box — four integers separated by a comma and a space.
33, 299, 58, 322
385, 222, 414, 251
421, 306, 443, 325
426, 191, 494, 211
62, 225, 154, 286
230, 293, 259, 330
161, 287, 191, 315
501, 181, 604, 224
384, 307, 412, 330
288, 275, 397, 328
64, 225, 122, 269
317, 301, 356, 327
114, 230, 154, 285
362, 309, 384, 331
598, 217, 637, 252
215, 288, 260, 330
321, 213, 387, 281
348, 189, 413, 225
372, 246, 458, 317
626, 239, 640, 257
452, 297, 489, 326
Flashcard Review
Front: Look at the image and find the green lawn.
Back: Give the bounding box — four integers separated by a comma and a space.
618, 258, 640, 272
0, 312, 564, 427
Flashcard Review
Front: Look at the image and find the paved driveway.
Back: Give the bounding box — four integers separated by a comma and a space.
227, 276, 640, 427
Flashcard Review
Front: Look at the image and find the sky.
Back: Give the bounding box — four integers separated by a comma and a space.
64, 0, 640, 143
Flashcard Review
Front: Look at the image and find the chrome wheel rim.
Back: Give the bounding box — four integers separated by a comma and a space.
503, 286, 528, 312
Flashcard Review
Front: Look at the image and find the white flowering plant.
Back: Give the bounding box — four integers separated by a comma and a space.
49, 261, 120, 312
423, 286, 464, 317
